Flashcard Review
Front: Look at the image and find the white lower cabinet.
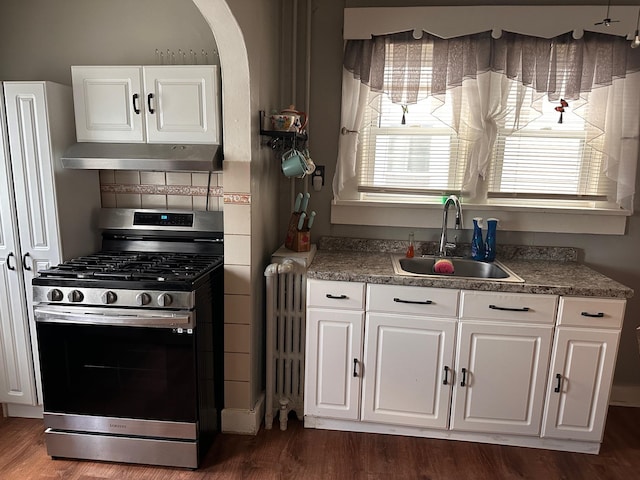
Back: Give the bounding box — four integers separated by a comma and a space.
363, 285, 458, 428
305, 280, 365, 420
451, 291, 556, 436
541, 297, 625, 442
305, 279, 626, 453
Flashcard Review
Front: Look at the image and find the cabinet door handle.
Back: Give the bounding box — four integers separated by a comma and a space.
22, 252, 32, 271
554, 373, 562, 393
147, 93, 155, 114
443, 366, 450, 385
460, 367, 467, 387
7, 252, 16, 270
393, 298, 433, 305
353, 358, 359, 378
489, 304, 530, 312
326, 294, 348, 300
132, 93, 140, 114
581, 311, 604, 318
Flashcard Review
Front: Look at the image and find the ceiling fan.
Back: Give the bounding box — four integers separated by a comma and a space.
594, 0, 620, 26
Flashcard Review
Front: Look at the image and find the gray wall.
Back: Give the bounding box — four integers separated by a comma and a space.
0, 0, 217, 85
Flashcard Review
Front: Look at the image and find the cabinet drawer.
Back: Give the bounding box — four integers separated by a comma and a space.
307, 279, 365, 310
557, 297, 626, 329
460, 291, 558, 324
367, 284, 459, 317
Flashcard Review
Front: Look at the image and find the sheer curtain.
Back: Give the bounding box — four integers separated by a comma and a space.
336, 30, 640, 210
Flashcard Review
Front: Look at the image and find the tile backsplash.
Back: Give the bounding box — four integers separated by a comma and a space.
99, 170, 224, 211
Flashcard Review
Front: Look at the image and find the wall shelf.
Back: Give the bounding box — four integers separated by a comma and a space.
259, 110, 307, 152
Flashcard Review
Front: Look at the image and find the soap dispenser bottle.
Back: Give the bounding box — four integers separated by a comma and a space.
484, 218, 498, 262
471, 218, 485, 261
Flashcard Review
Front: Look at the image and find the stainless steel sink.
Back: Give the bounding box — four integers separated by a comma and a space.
390, 254, 525, 283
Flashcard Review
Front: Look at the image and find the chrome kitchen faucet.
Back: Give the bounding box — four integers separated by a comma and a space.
438, 195, 463, 256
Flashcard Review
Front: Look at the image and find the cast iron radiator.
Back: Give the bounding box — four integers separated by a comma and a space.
264, 258, 307, 430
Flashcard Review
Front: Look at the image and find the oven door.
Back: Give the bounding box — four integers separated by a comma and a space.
35, 305, 197, 426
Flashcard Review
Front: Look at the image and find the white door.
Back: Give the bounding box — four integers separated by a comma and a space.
143, 66, 220, 144
71, 66, 144, 142
361, 313, 456, 429
305, 308, 364, 420
450, 321, 553, 435
542, 327, 620, 442
0, 88, 37, 405
4, 82, 64, 404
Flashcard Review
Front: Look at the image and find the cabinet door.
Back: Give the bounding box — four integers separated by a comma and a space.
361, 313, 456, 429
305, 308, 364, 420
542, 327, 620, 442
4, 82, 64, 405
451, 321, 553, 435
72, 66, 144, 142
143, 66, 220, 144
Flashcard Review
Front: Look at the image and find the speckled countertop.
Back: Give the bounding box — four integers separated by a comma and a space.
306, 237, 633, 299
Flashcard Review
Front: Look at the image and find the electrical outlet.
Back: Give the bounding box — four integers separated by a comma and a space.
313, 165, 325, 186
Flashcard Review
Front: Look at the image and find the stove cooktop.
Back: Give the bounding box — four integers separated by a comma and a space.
33, 251, 224, 291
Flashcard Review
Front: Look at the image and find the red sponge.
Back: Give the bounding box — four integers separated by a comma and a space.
434, 258, 454, 274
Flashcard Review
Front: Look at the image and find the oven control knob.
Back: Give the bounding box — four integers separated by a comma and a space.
157, 293, 173, 307
68, 290, 84, 303
47, 289, 64, 302
136, 293, 151, 306
101, 290, 118, 305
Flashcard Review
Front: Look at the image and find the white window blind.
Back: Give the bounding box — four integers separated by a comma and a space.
488, 88, 611, 200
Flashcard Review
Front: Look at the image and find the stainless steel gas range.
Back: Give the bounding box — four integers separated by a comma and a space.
32, 209, 224, 469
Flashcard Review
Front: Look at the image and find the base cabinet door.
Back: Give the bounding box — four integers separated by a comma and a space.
361, 313, 456, 429
305, 308, 364, 420
450, 321, 553, 435
542, 327, 620, 442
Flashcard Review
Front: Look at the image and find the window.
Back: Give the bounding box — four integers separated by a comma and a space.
356, 41, 612, 204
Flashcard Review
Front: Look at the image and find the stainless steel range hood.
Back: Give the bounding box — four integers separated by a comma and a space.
61, 143, 223, 171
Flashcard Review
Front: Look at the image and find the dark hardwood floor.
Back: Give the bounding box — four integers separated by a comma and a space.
1, 406, 639, 479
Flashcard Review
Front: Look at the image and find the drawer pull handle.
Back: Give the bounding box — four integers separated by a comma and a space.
394, 297, 433, 305
460, 367, 467, 387
353, 358, 359, 378
147, 93, 155, 114
326, 294, 348, 300
489, 304, 530, 312
554, 373, 562, 393
581, 311, 604, 318
443, 366, 450, 385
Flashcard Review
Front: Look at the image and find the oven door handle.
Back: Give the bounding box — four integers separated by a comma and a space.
33, 306, 194, 328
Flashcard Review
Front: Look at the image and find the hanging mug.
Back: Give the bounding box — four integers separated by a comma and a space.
281, 149, 308, 177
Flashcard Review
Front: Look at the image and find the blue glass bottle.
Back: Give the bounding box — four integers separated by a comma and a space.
471, 217, 484, 261
484, 218, 498, 262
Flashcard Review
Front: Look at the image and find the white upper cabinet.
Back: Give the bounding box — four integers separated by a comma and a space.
72, 65, 221, 144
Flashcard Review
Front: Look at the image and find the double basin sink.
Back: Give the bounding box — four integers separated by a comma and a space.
390, 254, 524, 283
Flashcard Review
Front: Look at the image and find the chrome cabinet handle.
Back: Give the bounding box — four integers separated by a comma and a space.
22, 252, 32, 271
132, 93, 140, 114
326, 294, 347, 300
147, 93, 155, 114
581, 311, 604, 318
554, 373, 562, 393
393, 298, 433, 305
7, 252, 16, 270
489, 304, 530, 312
